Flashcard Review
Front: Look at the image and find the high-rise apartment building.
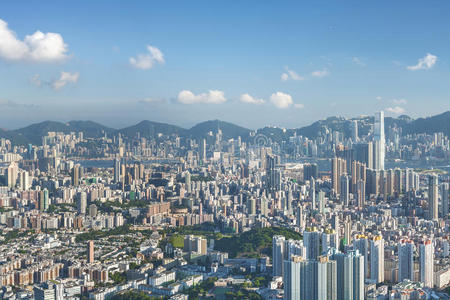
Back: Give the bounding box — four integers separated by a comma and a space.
304, 228, 321, 260
419, 240, 434, 288
332, 250, 364, 300
370, 235, 384, 283
273, 235, 285, 277
398, 239, 414, 282
428, 174, 438, 221
442, 182, 449, 217
88, 240, 94, 263
284, 255, 337, 300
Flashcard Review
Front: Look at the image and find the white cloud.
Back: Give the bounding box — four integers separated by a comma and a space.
240, 93, 265, 105
270, 92, 293, 109
407, 53, 437, 71
30, 74, 41, 87
294, 103, 304, 109
386, 106, 405, 114
311, 69, 330, 77
52, 71, 79, 90
178, 90, 226, 104
376, 96, 382, 101
0, 18, 69, 63
130, 45, 164, 70
281, 67, 304, 81
352, 57, 366, 67
393, 98, 407, 105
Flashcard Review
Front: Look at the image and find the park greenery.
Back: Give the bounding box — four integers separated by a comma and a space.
160, 223, 301, 259
75, 225, 132, 243
214, 226, 302, 258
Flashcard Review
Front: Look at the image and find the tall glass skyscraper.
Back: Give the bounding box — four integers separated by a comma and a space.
373, 111, 385, 170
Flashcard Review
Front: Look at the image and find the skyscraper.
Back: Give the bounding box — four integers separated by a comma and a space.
428, 174, 438, 221
419, 240, 434, 288
322, 228, 339, 253
72, 164, 81, 186
318, 190, 325, 213
398, 239, 414, 282
356, 179, 365, 208
373, 111, 385, 171
332, 157, 346, 195
296, 206, 304, 230
273, 235, 285, 276
87, 240, 94, 263
77, 191, 87, 215
38, 189, 49, 212
304, 228, 321, 260
114, 158, 121, 183
185, 171, 191, 194
442, 182, 449, 217
310, 178, 316, 210
354, 142, 373, 170
351, 120, 358, 142
266, 154, 280, 192
7, 162, 18, 189
340, 174, 350, 206
283, 255, 337, 300
370, 235, 384, 283
332, 250, 364, 300
353, 235, 369, 278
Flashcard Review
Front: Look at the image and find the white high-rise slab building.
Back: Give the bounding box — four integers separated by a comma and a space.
420, 240, 434, 288
273, 235, 285, 277
370, 236, 384, 283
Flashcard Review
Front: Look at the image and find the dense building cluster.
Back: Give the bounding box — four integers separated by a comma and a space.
0, 111, 448, 299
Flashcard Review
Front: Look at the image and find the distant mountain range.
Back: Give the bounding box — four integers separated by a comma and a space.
0, 111, 448, 146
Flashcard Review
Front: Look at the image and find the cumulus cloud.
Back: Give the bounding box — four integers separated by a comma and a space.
0, 18, 69, 63
130, 45, 164, 70
393, 98, 407, 105
386, 106, 405, 114
52, 71, 79, 90
270, 92, 293, 109
240, 93, 265, 105
407, 53, 437, 71
311, 69, 330, 77
178, 90, 226, 104
352, 57, 366, 67
376, 96, 382, 101
281, 67, 304, 81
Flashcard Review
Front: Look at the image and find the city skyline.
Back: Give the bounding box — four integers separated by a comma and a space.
1, 1, 450, 129
0, 2, 449, 299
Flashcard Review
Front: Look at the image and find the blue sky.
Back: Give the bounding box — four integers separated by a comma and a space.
0, 1, 449, 129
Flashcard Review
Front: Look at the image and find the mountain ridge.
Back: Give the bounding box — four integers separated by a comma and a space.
0, 111, 448, 146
